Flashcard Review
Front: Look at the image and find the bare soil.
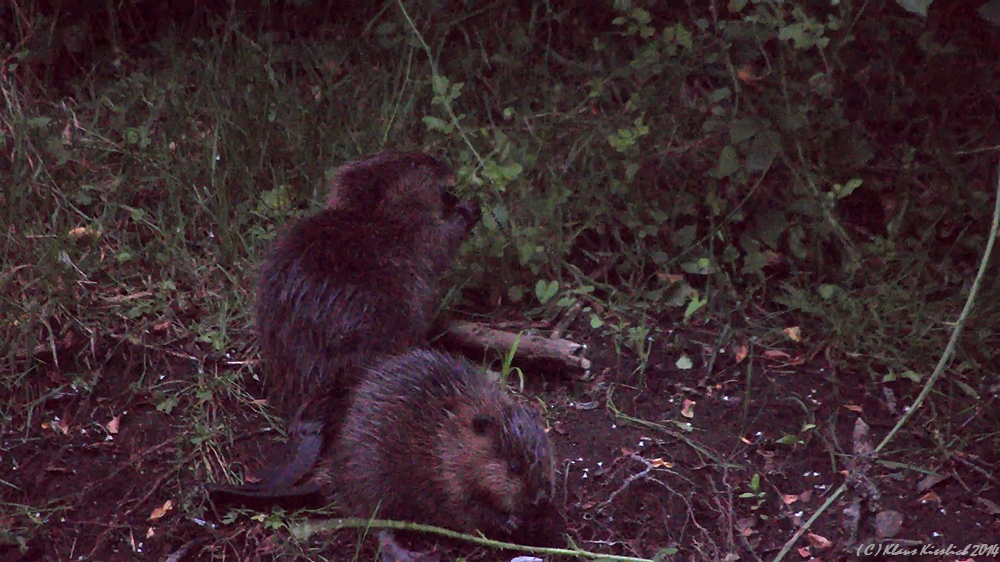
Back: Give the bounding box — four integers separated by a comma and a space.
3, 316, 998, 562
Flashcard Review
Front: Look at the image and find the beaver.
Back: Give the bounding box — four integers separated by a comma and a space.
208, 151, 480, 503
328, 349, 560, 557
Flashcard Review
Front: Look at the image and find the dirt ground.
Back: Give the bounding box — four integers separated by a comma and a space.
3, 312, 998, 562
5, 1, 1000, 560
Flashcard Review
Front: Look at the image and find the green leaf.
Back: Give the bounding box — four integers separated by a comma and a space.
680, 257, 714, 275
156, 395, 179, 414
674, 24, 693, 50
507, 285, 525, 302
683, 294, 707, 319
778, 23, 805, 46
27, 116, 52, 128
481, 209, 497, 230
895, 0, 933, 18
741, 250, 768, 276
709, 145, 739, 178
817, 284, 839, 300
675, 225, 697, 247
589, 314, 603, 329
834, 178, 863, 199
653, 547, 680, 562
746, 130, 779, 172
534, 279, 559, 304
432, 75, 450, 96
729, 118, 759, 144
422, 116, 453, 133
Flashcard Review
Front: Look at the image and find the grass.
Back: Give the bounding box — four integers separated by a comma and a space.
2, 1, 999, 560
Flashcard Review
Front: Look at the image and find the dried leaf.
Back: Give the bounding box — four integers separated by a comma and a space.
916, 472, 948, 493
783, 326, 801, 341
807, 532, 832, 550
649, 458, 672, 468
918, 491, 941, 505
148, 500, 173, 520
736, 516, 756, 536
782, 494, 799, 505
737, 64, 758, 83
657, 272, 685, 284
680, 399, 696, 419
106, 416, 120, 434
43, 464, 75, 475
734, 343, 748, 363
874, 510, 903, 539
852, 417, 873, 456
68, 226, 100, 240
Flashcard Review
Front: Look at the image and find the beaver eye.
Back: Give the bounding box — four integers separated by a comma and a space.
471, 414, 491, 435
508, 459, 524, 476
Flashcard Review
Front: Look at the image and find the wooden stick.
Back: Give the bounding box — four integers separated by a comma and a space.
443, 321, 591, 372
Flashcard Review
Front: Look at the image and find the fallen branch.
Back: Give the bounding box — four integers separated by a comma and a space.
444, 321, 592, 372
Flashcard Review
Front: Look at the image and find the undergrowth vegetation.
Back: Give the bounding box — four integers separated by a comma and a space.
2, 0, 999, 559
6, 0, 998, 405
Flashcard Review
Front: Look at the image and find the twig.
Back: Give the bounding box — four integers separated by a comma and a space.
770, 157, 1000, 562
290, 517, 654, 562
597, 453, 657, 509
395, 0, 485, 169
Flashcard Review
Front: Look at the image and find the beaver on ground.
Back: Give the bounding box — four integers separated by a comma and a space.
207, 151, 480, 503
326, 349, 561, 558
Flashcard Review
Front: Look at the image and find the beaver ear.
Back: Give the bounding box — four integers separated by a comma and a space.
471, 414, 492, 436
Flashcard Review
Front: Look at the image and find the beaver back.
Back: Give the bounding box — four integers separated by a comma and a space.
257, 151, 479, 424
335, 349, 556, 537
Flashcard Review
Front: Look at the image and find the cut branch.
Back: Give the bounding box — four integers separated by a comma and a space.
444, 321, 592, 372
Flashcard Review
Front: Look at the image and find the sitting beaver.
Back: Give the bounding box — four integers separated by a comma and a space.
208, 151, 480, 502
328, 349, 560, 558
